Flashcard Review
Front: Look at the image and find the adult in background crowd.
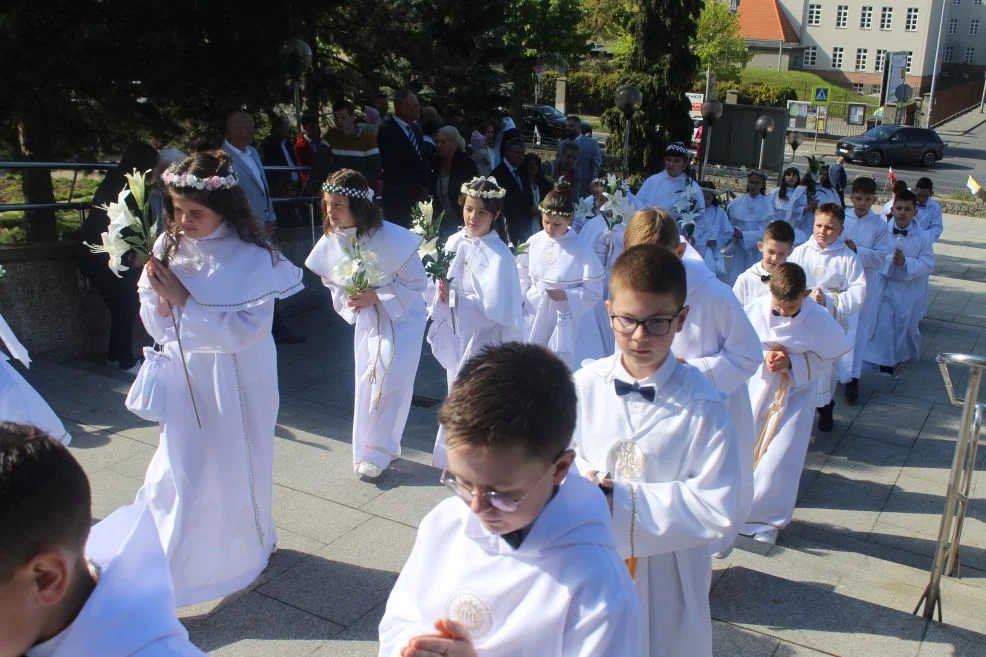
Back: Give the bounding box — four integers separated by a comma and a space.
429, 125, 478, 239
520, 152, 554, 237
377, 88, 430, 228
556, 114, 601, 197
490, 137, 533, 244
829, 156, 848, 208
74, 142, 159, 374
542, 141, 583, 202
491, 111, 522, 168
294, 114, 335, 196
469, 130, 493, 176
222, 110, 305, 344
325, 100, 381, 188
260, 114, 300, 201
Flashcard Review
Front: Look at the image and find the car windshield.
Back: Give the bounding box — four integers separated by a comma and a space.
541, 106, 566, 119
864, 126, 896, 139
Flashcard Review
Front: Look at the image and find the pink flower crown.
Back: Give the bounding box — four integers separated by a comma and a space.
161, 165, 238, 191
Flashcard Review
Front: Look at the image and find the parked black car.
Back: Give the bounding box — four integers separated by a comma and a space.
836, 125, 945, 168
521, 104, 592, 142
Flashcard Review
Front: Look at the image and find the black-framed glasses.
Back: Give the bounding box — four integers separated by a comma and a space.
440, 448, 568, 513
610, 308, 684, 337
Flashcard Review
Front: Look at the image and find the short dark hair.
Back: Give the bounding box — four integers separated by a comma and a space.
0, 423, 92, 581
851, 176, 877, 195
770, 262, 807, 301
559, 141, 581, 156
439, 343, 576, 462
624, 208, 679, 250
393, 88, 415, 105
895, 189, 918, 207
763, 220, 795, 246
610, 244, 687, 308
892, 180, 908, 194
816, 202, 845, 224
332, 100, 355, 115
915, 177, 934, 191
504, 137, 525, 153
566, 115, 581, 123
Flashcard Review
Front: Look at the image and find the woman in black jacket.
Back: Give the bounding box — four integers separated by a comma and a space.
429, 125, 478, 240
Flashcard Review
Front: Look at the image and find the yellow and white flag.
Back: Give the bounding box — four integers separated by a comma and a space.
968, 175, 983, 196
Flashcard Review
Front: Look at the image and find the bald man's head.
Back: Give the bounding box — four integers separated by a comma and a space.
225, 111, 255, 149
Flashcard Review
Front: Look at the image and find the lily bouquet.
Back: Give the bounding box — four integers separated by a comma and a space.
410, 200, 455, 284
600, 174, 634, 230
334, 237, 388, 296
86, 169, 201, 428
671, 176, 702, 238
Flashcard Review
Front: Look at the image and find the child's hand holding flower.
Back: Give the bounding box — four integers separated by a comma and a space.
147, 257, 190, 310
401, 618, 476, 657
347, 289, 380, 312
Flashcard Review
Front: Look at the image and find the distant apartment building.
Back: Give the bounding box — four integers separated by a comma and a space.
738, 0, 986, 95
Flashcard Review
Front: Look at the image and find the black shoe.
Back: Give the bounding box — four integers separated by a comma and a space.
274, 328, 307, 345
844, 378, 859, 402
879, 365, 895, 376
817, 401, 834, 433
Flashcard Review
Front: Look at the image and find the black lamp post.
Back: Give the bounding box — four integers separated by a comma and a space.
754, 115, 776, 170
281, 38, 313, 129
787, 131, 803, 165
615, 85, 643, 173
699, 100, 723, 182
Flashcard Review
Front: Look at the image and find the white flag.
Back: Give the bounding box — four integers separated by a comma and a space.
534, 125, 542, 145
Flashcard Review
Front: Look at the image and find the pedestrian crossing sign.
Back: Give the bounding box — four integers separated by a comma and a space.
812, 85, 831, 105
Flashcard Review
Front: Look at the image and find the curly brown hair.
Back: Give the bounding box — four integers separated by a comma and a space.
321, 169, 382, 239
160, 150, 277, 263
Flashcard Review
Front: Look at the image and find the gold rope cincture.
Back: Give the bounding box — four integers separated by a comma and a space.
752, 371, 791, 470
625, 484, 638, 580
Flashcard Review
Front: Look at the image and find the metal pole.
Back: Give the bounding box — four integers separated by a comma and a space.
980, 72, 986, 113
293, 81, 302, 131
309, 199, 316, 246
701, 126, 712, 183
622, 117, 631, 173
705, 66, 713, 100
777, 40, 783, 72
759, 137, 766, 169
927, 0, 948, 127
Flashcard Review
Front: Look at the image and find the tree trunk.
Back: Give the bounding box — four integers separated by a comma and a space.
17, 110, 58, 243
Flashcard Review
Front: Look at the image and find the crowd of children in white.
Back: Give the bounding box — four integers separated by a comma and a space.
0, 141, 939, 657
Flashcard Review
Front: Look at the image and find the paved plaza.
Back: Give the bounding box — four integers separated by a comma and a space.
18, 212, 986, 656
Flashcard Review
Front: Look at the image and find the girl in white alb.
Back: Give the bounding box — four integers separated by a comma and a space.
726, 171, 775, 283
430, 177, 524, 468
131, 151, 304, 607
769, 167, 807, 242
578, 180, 628, 357
305, 169, 427, 482
518, 182, 604, 370
691, 183, 733, 279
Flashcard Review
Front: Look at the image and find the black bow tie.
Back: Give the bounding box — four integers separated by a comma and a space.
893, 227, 908, 236
615, 380, 656, 402
760, 274, 771, 283
918, 203, 927, 208
772, 309, 801, 318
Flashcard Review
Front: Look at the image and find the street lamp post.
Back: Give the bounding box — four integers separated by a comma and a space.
755, 115, 776, 170
699, 100, 724, 182
281, 38, 313, 130
787, 132, 803, 166
615, 85, 643, 174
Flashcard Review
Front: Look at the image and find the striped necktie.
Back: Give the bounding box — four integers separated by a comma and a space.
404, 124, 423, 162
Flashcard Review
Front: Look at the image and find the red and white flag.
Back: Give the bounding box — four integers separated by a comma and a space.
887, 167, 896, 185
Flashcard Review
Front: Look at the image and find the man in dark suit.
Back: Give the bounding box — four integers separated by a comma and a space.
377, 89, 430, 227
490, 137, 533, 245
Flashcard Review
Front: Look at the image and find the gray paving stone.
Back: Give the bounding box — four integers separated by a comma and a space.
186, 591, 342, 656
917, 622, 986, 657
107, 448, 157, 481
88, 469, 141, 522
712, 620, 779, 657
68, 429, 154, 474
272, 484, 372, 544
358, 463, 449, 528
793, 472, 892, 535
772, 643, 839, 656
820, 434, 908, 487
847, 393, 933, 448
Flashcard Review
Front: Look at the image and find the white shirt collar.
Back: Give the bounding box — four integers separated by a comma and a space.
613, 348, 678, 390
392, 115, 412, 132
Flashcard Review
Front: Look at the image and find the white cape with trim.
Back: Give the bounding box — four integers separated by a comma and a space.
128, 224, 302, 607
0, 313, 72, 445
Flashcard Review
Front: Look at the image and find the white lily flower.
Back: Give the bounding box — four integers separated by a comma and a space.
419, 237, 439, 261
85, 229, 132, 278
124, 168, 150, 210
417, 200, 434, 228
332, 260, 357, 283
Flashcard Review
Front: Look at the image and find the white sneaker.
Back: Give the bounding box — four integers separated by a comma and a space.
752, 528, 779, 545
356, 461, 384, 481
712, 547, 734, 559
121, 360, 143, 376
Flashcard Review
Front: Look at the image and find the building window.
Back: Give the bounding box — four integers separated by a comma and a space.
972, 19, 980, 35
880, 6, 893, 30
875, 49, 887, 72
966, 48, 976, 63
852, 83, 865, 93
953, 0, 961, 5
804, 46, 818, 67
974, 0, 982, 6
836, 5, 849, 27
832, 47, 845, 69
948, 18, 958, 34
855, 48, 868, 70
906, 8, 919, 31
945, 46, 954, 63
808, 4, 821, 25
860, 6, 873, 28
906, 51, 913, 73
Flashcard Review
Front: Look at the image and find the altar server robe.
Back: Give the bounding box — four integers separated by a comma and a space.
743, 297, 851, 536
692, 205, 732, 279
635, 171, 705, 216
573, 353, 742, 657
674, 257, 760, 554
378, 474, 643, 657
306, 221, 427, 471
915, 197, 944, 242
790, 236, 866, 405
865, 223, 935, 367
726, 193, 774, 283
578, 215, 626, 357
796, 186, 841, 237
26, 504, 207, 657
134, 224, 303, 607
429, 229, 524, 468
842, 209, 892, 378
0, 313, 71, 444
769, 185, 807, 224
732, 261, 772, 308
518, 228, 604, 370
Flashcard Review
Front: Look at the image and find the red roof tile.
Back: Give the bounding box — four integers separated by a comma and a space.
738, 0, 800, 44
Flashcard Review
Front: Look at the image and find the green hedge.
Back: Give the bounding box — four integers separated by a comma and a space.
736, 82, 799, 108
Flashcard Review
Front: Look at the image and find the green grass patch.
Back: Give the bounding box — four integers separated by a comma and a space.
737, 69, 878, 119
0, 172, 102, 244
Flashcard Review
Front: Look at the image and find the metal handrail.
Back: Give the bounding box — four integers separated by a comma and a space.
914, 353, 986, 621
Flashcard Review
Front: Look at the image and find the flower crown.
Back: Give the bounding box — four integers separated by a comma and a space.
538, 203, 575, 217
161, 165, 238, 191
322, 182, 374, 201
461, 176, 506, 199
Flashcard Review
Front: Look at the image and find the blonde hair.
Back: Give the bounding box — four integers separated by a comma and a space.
436, 125, 465, 152
623, 208, 679, 250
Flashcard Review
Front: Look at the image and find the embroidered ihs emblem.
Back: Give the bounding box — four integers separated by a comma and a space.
446, 590, 495, 640
543, 245, 558, 265
609, 440, 646, 482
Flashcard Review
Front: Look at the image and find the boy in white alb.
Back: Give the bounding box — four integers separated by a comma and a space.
733, 220, 796, 308
914, 178, 944, 242
634, 142, 704, 220
625, 210, 759, 558
574, 245, 742, 657
841, 177, 891, 402
789, 202, 866, 432
726, 171, 775, 283
380, 344, 642, 657
742, 264, 851, 544
865, 190, 935, 375
0, 423, 206, 657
